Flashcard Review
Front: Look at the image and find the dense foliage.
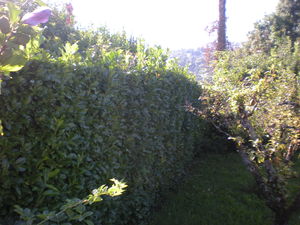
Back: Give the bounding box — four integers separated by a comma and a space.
247, 0, 300, 53
196, 1, 300, 223
15, 179, 127, 225
0, 2, 202, 225
198, 44, 299, 225
0, 0, 51, 135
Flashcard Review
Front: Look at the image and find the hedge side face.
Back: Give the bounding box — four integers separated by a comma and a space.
0, 57, 202, 224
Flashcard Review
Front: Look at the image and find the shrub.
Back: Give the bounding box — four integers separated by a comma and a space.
0, 29, 202, 224
197, 40, 300, 225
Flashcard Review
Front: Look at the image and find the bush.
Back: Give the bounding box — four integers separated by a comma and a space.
199, 39, 300, 225
0, 27, 202, 224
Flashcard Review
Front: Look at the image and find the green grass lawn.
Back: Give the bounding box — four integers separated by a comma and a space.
149, 153, 300, 225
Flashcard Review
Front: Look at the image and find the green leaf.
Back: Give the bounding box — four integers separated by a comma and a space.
85, 220, 94, 225
1, 52, 27, 65
65, 42, 79, 55
24, 35, 45, 58
46, 184, 59, 192
7, 2, 21, 24
43, 189, 59, 196
0, 50, 26, 73
14, 205, 24, 215
59, 42, 79, 62
48, 169, 60, 178
0, 64, 24, 72
82, 211, 93, 218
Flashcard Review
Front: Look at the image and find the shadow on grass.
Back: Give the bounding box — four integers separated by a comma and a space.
149, 153, 276, 225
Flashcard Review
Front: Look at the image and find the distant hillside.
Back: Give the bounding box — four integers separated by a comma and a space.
170, 48, 205, 81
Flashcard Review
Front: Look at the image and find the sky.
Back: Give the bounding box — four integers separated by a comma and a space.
49, 0, 280, 50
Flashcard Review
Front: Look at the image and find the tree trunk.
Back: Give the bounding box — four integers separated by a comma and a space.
217, 0, 227, 51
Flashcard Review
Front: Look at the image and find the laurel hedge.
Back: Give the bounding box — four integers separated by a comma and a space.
0, 36, 202, 224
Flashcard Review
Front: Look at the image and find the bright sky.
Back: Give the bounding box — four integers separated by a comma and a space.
49, 0, 279, 50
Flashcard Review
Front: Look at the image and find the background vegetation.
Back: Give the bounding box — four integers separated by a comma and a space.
193, 1, 300, 224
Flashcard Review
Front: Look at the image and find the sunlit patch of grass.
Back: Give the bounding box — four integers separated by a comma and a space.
149, 153, 276, 225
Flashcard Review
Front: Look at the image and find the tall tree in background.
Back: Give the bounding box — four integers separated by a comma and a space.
217, 0, 227, 51
275, 0, 300, 50
247, 0, 300, 53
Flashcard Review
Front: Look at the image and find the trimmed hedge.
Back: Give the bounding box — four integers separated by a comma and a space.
0, 46, 202, 224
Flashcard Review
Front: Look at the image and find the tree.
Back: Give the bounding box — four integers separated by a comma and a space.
217, 0, 227, 51
191, 2, 300, 224
246, 0, 300, 53
194, 41, 300, 225
274, 0, 300, 50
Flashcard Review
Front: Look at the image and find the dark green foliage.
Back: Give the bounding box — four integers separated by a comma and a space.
195, 120, 235, 154
0, 28, 202, 224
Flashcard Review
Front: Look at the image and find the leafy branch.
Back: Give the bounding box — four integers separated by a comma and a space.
14, 179, 127, 225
